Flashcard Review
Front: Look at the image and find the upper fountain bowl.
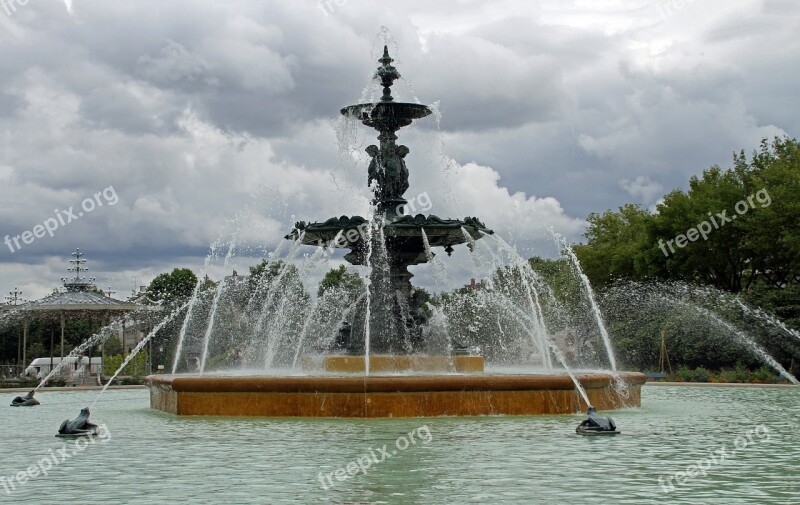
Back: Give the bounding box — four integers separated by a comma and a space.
341, 102, 432, 129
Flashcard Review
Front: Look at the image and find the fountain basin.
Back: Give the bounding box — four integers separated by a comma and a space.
145, 372, 644, 417
301, 354, 485, 373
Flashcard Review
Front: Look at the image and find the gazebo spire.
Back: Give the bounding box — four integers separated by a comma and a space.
61, 248, 96, 292
5, 286, 24, 306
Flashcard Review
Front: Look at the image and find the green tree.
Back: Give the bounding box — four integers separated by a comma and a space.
650, 165, 750, 291
103, 333, 124, 356
573, 136, 800, 294
248, 260, 284, 292
146, 268, 199, 306
572, 204, 653, 288
25, 341, 46, 361
318, 265, 365, 298
738, 137, 800, 288
566, 137, 800, 371
103, 349, 150, 377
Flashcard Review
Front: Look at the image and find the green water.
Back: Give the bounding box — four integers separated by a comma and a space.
1, 386, 798, 504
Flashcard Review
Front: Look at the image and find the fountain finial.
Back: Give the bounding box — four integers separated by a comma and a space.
375, 45, 400, 102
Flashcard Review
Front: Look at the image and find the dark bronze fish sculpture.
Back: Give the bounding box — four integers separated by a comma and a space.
10, 390, 40, 407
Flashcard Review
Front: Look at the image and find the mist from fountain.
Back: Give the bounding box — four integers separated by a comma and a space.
734, 298, 800, 345
290, 281, 357, 370
286, 231, 348, 370
686, 303, 799, 384
199, 279, 227, 373
601, 280, 799, 384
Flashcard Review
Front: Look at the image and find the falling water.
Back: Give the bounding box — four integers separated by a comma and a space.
290, 296, 321, 370
556, 233, 617, 371
460, 227, 488, 279
735, 298, 800, 345
483, 233, 553, 369
91, 301, 193, 407
671, 299, 799, 385
170, 281, 201, 373
0, 308, 22, 324
237, 233, 308, 364
263, 244, 329, 369
199, 237, 238, 373
250, 232, 307, 345
364, 285, 372, 375
505, 302, 591, 407
198, 279, 227, 374
421, 228, 449, 290
244, 238, 289, 311
424, 303, 453, 355
609, 372, 633, 405
171, 240, 224, 374
292, 229, 361, 370
289, 231, 349, 369
362, 215, 385, 376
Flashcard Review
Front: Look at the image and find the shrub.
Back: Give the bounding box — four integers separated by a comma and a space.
752, 366, 776, 383
692, 367, 711, 382
675, 366, 693, 382
103, 350, 149, 376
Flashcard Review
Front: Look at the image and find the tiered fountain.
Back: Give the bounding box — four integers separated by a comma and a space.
146, 47, 645, 417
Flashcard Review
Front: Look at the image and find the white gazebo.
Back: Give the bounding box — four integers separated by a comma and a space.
15, 249, 151, 374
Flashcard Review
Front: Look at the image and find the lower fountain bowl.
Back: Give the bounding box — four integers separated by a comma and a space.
145, 371, 645, 418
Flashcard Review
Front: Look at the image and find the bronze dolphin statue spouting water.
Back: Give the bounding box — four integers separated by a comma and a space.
576, 406, 619, 435
57, 407, 99, 437
10, 390, 39, 407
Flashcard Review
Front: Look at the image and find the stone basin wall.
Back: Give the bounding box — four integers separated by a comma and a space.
146, 372, 645, 418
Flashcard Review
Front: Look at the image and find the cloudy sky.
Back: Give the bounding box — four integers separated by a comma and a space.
0, 0, 797, 300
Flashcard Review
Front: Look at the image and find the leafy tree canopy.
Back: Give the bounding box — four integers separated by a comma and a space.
318, 265, 365, 298
145, 268, 199, 306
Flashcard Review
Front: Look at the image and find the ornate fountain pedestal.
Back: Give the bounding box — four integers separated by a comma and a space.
145, 372, 645, 418
149, 46, 646, 420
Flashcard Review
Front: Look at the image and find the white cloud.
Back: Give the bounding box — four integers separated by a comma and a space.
619, 175, 663, 205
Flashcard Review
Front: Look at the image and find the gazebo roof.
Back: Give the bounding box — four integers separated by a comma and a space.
17, 248, 150, 313
23, 290, 140, 312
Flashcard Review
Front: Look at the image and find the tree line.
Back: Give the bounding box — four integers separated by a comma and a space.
573, 137, 800, 373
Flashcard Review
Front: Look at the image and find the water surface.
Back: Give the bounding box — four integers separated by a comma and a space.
1, 386, 797, 504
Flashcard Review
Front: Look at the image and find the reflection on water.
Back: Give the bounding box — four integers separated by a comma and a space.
0, 386, 798, 504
